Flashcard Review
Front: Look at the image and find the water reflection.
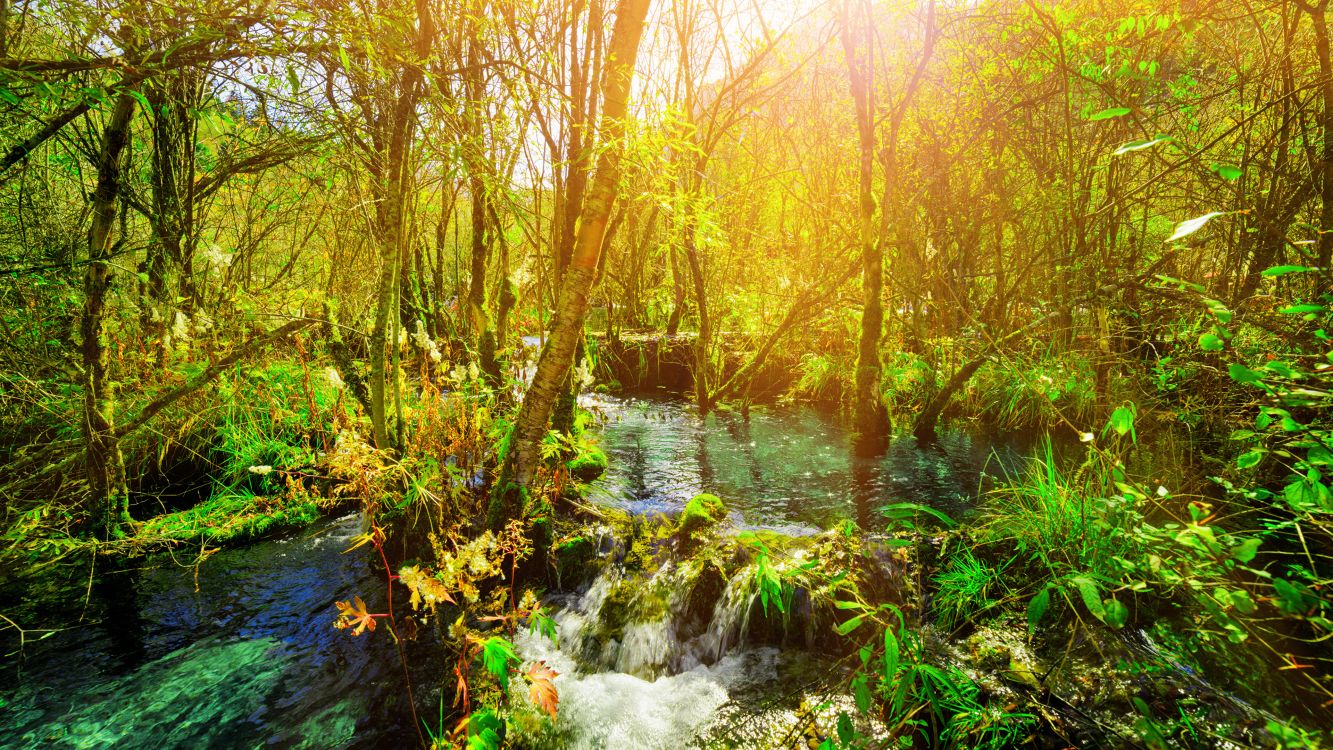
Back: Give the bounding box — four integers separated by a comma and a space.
582, 394, 1041, 533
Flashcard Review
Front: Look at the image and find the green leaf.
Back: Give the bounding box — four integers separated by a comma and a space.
1089, 106, 1132, 120
1204, 298, 1232, 323
1211, 163, 1243, 181
1236, 449, 1265, 469
883, 626, 899, 680
1261, 265, 1314, 277
481, 636, 518, 693
1167, 212, 1226, 242
0, 87, 19, 106
1072, 576, 1106, 621
836, 615, 865, 636
879, 502, 955, 527
1279, 304, 1324, 315
1228, 364, 1263, 384
1027, 588, 1050, 632
1273, 578, 1311, 615
1103, 407, 1135, 436
1198, 332, 1224, 352
1231, 537, 1261, 563
126, 89, 151, 111
837, 713, 855, 746
1230, 589, 1257, 614
463, 709, 503, 750
1103, 598, 1129, 628
1113, 136, 1171, 155
852, 673, 872, 713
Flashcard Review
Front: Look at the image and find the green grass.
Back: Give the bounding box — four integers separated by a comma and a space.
980, 440, 1131, 583
931, 546, 1003, 629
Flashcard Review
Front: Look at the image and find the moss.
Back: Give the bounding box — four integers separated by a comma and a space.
679, 493, 727, 538
566, 445, 608, 482
135, 490, 322, 547
595, 577, 668, 643
553, 535, 598, 587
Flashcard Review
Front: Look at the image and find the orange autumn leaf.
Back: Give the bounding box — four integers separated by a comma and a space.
334, 595, 377, 636
525, 660, 559, 718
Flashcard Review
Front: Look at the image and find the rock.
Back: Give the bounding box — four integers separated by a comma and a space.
1004, 657, 1043, 690
567, 445, 609, 482
678, 493, 728, 539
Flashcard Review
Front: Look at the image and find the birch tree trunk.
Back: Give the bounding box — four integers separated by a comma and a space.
492, 0, 651, 525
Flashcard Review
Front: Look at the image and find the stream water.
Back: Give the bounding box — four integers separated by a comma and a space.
0, 396, 1044, 749
0, 514, 416, 749
584, 392, 1040, 531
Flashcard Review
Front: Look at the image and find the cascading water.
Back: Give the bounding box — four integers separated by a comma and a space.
491, 391, 1024, 747
513, 553, 827, 749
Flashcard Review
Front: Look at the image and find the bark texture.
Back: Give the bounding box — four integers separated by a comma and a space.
81, 92, 137, 538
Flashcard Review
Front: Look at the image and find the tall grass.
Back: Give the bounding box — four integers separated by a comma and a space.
980, 441, 1132, 584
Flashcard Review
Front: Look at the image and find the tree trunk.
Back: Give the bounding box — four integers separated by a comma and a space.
841, 0, 889, 455
913, 356, 987, 442
665, 243, 687, 335
463, 38, 502, 389
143, 70, 198, 355
368, 165, 404, 450
364, 0, 431, 451
683, 220, 712, 410
82, 92, 137, 539
493, 0, 651, 525
1306, 2, 1333, 289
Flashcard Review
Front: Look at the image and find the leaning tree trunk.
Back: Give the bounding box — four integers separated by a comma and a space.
82, 92, 137, 539
492, 0, 651, 527
913, 356, 987, 442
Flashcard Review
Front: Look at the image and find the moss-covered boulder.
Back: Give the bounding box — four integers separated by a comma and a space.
678, 493, 728, 539
566, 445, 609, 482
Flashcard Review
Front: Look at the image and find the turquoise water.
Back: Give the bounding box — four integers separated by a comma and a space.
584, 393, 1041, 533
0, 515, 419, 749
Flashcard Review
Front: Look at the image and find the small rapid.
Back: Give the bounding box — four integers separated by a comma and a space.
513, 556, 840, 749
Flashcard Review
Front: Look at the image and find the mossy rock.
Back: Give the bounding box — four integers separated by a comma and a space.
566, 445, 608, 482
594, 577, 667, 644
679, 493, 728, 538
552, 534, 599, 588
